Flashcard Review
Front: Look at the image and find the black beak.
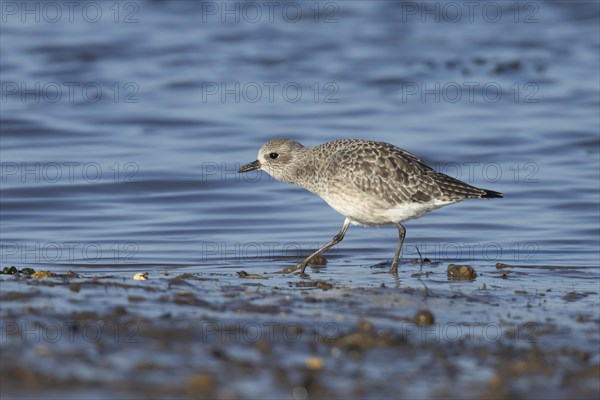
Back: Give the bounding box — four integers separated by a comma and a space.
239, 160, 261, 173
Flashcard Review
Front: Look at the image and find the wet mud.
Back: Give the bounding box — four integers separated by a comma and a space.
1, 262, 598, 399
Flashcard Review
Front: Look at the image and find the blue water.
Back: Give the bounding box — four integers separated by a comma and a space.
1, 0, 599, 272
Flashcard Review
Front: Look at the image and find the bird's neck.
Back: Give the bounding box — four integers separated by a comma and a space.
285, 148, 328, 195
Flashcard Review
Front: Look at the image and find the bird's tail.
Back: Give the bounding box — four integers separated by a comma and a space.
432, 171, 503, 200
481, 189, 503, 199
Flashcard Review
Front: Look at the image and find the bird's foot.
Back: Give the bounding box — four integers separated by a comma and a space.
273, 262, 309, 276
389, 262, 399, 275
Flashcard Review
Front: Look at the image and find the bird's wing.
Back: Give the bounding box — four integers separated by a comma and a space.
324, 142, 443, 206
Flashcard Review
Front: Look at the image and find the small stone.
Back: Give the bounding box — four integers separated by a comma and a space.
21, 268, 36, 275
306, 356, 324, 370
31, 271, 57, 278
133, 272, 149, 280
237, 271, 267, 279
308, 254, 327, 266
2, 266, 18, 275
447, 264, 476, 280
414, 310, 435, 326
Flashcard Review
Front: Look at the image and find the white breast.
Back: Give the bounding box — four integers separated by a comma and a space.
321, 188, 455, 226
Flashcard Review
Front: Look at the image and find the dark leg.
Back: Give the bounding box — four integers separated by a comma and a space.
390, 223, 406, 274
279, 219, 351, 276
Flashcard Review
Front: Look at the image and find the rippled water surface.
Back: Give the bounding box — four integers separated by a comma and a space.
1, 1, 599, 398
2, 1, 599, 273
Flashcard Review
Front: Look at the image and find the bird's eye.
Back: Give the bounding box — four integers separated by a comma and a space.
269, 153, 279, 159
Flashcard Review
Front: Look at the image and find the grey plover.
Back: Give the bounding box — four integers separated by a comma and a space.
239, 138, 502, 275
